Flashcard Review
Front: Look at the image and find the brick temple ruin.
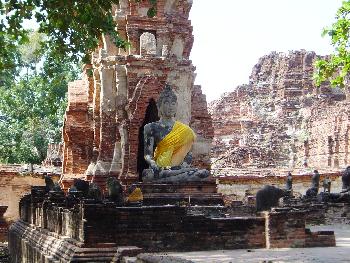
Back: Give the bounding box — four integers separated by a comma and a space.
210, 50, 350, 177
60, 0, 213, 190
5, 1, 350, 263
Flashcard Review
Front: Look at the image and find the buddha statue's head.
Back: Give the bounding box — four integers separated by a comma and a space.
157, 84, 177, 118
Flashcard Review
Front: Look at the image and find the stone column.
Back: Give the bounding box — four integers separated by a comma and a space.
85, 68, 101, 180
92, 63, 117, 189
110, 65, 128, 178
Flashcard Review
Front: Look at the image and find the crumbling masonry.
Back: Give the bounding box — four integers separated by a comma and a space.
61, 0, 213, 189
210, 50, 350, 176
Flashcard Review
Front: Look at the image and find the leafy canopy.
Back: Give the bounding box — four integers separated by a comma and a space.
0, 31, 80, 163
0, 0, 157, 72
315, 0, 350, 87
0, 0, 157, 163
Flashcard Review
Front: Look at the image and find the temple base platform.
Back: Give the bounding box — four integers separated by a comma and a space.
8, 187, 336, 263
135, 180, 224, 206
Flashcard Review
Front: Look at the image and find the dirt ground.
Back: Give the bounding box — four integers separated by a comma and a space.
166, 224, 350, 263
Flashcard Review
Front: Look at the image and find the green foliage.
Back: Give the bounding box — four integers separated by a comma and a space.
0, 33, 22, 87
1, 0, 126, 66
147, 0, 157, 17
0, 31, 79, 164
315, 0, 350, 87
0, 0, 157, 72
18, 31, 45, 69
0, 0, 159, 163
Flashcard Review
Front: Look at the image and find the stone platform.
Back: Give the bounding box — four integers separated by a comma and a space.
8, 186, 337, 262
135, 181, 224, 206
9, 191, 265, 262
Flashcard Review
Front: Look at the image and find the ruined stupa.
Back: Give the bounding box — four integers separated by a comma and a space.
60, 0, 213, 189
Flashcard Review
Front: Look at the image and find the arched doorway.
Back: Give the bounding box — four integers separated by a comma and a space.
137, 98, 159, 181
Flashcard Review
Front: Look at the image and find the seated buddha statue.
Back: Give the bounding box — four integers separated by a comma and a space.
142, 84, 210, 183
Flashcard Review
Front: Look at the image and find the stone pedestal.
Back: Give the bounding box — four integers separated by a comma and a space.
9, 185, 338, 262
135, 180, 224, 206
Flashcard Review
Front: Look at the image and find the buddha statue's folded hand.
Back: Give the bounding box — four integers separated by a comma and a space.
149, 160, 160, 174
181, 162, 190, 168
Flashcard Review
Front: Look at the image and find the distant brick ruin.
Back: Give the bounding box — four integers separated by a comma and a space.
210, 50, 350, 176
61, 0, 213, 189
42, 143, 63, 167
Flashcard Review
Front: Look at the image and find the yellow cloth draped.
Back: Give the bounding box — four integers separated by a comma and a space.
126, 187, 143, 202
154, 121, 196, 168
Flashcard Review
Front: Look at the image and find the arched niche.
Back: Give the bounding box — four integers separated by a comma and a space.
126, 77, 164, 179
137, 98, 159, 181
140, 32, 157, 56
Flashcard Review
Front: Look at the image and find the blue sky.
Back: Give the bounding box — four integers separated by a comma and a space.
189, 0, 344, 101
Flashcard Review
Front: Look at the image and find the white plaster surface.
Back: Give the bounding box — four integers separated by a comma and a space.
166, 72, 193, 124
140, 32, 157, 55
100, 68, 116, 115
116, 65, 128, 98
92, 160, 111, 176
164, 0, 176, 14
137, 7, 148, 17
170, 37, 184, 59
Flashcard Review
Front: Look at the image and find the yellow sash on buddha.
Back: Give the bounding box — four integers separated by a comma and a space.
154, 121, 196, 167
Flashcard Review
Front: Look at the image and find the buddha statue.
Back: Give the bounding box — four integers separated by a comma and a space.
142, 84, 210, 182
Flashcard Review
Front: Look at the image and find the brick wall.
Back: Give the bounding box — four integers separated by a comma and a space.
265, 210, 306, 248
209, 50, 350, 174
0, 165, 59, 221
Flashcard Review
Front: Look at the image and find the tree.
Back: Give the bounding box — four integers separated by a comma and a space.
315, 1, 350, 87
0, 31, 80, 163
0, 33, 21, 87
0, 0, 157, 73
0, 1, 158, 163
